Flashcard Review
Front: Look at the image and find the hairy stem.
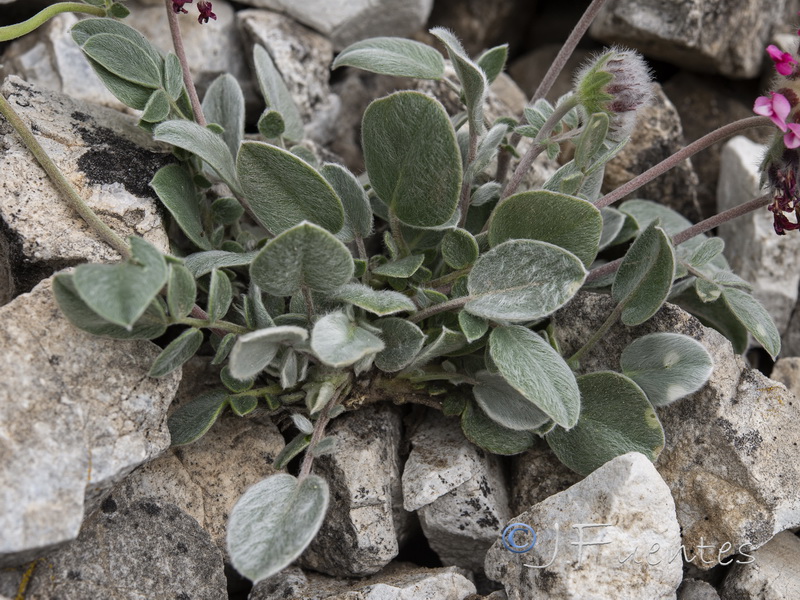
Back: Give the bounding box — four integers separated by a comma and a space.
594, 116, 772, 209
408, 296, 469, 323
567, 302, 624, 366
298, 384, 347, 480
458, 123, 479, 227
0, 90, 131, 259
165, 0, 206, 127
0, 3, 105, 42
174, 315, 250, 334
531, 0, 610, 103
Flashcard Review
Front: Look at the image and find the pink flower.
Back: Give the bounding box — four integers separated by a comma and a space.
197, 1, 216, 23
754, 92, 791, 130
785, 123, 800, 148
766, 45, 796, 76
171, 0, 192, 13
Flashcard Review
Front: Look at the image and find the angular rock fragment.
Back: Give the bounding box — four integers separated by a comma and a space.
678, 579, 721, 600
0, 276, 181, 567
770, 357, 800, 398
720, 531, 800, 599
509, 438, 582, 515
485, 453, 683, 600
403, 411, 510, 572
0, 76, 170, 303
300, 404, 409, 577
249, 563, 476, 600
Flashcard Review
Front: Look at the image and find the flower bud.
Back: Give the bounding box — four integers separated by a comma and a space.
574, 47, 653, 141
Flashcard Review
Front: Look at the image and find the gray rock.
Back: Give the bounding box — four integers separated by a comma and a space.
0, 492, 227, 599
771, 357, 800, 398
403, 411, 510, 572
238, 9, 340, 144
0, 275, 181, 567
233, 0, 433, 51
250, 563, 477, 600
717, 136, 800, 336
300, 404, 409, 577
485, 452, 683, 600
590, 0, 787, 78
509, 438, 582, 515
0, 14, 128, 112
0, 76, 170, 304
679, 579, 721, 600
553, 292, 800, 569
720, 531, 800, 599
602, 83, 701, 223
123, 0, 254, 105
783, 307, 800, 357
509, 44, 592, 102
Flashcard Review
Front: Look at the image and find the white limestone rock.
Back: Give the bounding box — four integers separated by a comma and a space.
720, 531, 800, 599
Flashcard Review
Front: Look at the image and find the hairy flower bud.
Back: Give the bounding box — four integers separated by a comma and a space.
574, 48, 653, 141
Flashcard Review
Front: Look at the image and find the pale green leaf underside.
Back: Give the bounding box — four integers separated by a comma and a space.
373, 318, 426, 372
473, 371, 550, 431
311, 311, 385, 368
332, 283, 416, 316
332, 37, 445, 80
228, 326, 308, 380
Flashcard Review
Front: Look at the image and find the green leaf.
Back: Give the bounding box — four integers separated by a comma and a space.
81, 33, 162, 88
151, 164, 211, 250
468, 122, 507, 178
258, 109, 285, 139
458, 311, 488, 343
168, 390, 229, 445
53, 273, 167, 339
108, 3, 130, 18
461, 400, 536, 455
471, 181, 501, 207
332, 37, 445, 80
221, 365, 255, 393
465, 240, 586, 322
612, 221, 675, 326
141, 88, 170, 123
373, 318, 426, 372
489, 325, 580, 428
320, 163, 373, 243
253, 45, 304, 142
362, 91, 462, 228
163, 52, 184, 100
574, 112, 610, 170
331, 283, 416, 316
430, 27, 487, 132
154, 120, 239, 192
72, 19, 164, 65
672, 288, 749, 354
149, 328, 204, 378
237, 142, 345, 235
202, 73, 245, 160
211, 197, 244, 226
212, 332, 237, 365
230, 395, 259, 417
476, 44, 508, 84
372, 254, 425, 278
620, 333, 714, 407
473, 370, 550, 431
251, 222, 353, 296
696, 278, 722, 303
722, 288, 781, 359
228, 326, 308, 380
311, 311, 385, 367
688, 237, 725, 268
73, 237, 168, 328
441, 228, 479, 269
488, 191, 603, 268
207, 269, 233, 323
184, 250, 259, 278
83, 58, 153, 109
227, 473, 329, 583
167, 263, 197, 319
598, 207, 627, 251
546, 372, 665, 476
403, 327, 467, 372
273, 434, 311, 470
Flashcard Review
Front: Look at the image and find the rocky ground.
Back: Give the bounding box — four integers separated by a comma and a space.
2, 0, 800, 599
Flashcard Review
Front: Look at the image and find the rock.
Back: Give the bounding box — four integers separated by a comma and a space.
509, 438, 582, 515
0, 275, 181, 567
589, 0, 787, 79
553, 292, 800, 569
0, 492, 227, 599
0, 14, 128, 112
0, 76, 170, 304
250, 563, 477, 600
426, 0, 536, 56
123, 0, 255, 106
601, 83, 702, 223
237, 9, 340, 144
300, 404, 409, 577
403, 411, 510, 572
771, 358, 800, 398
717, 135, 800, 335
783, 308, 800, 357
485, 452, 683, 600
662, 71, 769, 218
720, 531, 800, 599
233, 0, 434, 51
508, 44, 591, 102
679, 579, 721, 600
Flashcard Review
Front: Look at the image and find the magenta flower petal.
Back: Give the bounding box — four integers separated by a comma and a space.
766, 45, 797, 76
754, 93, 791, 131
785, 124, 800, 149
